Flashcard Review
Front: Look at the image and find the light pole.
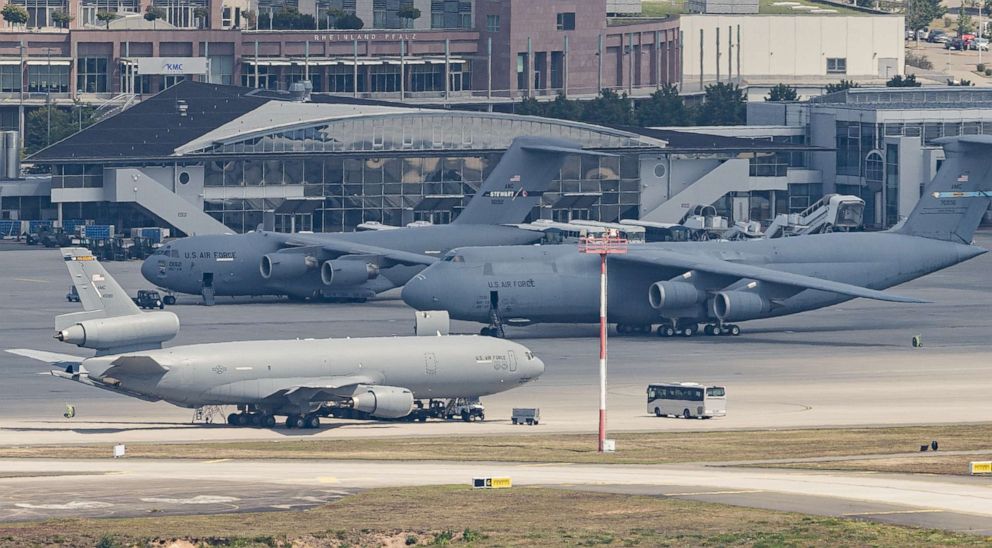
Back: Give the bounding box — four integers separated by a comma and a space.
578, 230, 627, 453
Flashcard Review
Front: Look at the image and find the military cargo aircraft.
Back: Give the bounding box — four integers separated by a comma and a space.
8, 248, 544, 428
142, 136, 604, 303
401, 136, 992, 337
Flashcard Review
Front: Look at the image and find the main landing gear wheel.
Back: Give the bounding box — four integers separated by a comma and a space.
680, 324, 698, 337
304, 415, 321, 429
657, 325, 676, 338
286, 415, 305, 429
480, 326, 504, 338
227, 413, 239, 426
728, 324, 741, 336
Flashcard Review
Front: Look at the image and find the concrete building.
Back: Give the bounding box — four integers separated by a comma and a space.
678, 14, 905, 94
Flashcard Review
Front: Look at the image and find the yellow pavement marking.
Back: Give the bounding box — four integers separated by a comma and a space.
845, 509, 944, 516
318, 476, 340, 484
202, 459, 231, 464
668, 489, 765, 496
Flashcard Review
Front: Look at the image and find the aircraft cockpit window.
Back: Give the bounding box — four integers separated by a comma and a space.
442, 255, 465, 263
170, 249, 179, 258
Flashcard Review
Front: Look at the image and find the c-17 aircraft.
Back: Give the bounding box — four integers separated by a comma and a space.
142, 136, 604, 303
8, 248, 544, 428
401, 136, 992, 338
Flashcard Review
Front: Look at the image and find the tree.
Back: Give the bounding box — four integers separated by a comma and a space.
825, 79, 860, 93
905, 0, 945, 32
886, 73, 922, 87
957, 5, 975, 35
258, 7, 316, 30
26, 106, 97, 154
694, 82, 746, 126
96, 10, 120, 28
765, 83, 798, 102
544, 93, 584, 122
144, 5, 166, 23
581, 89, 634, 126
397, 4, 420, 28
1, 4, 29, 27
51, 9, 73, 28
515, 97, 545, 116
636, 85, 690, 126
333, 12, 363, 29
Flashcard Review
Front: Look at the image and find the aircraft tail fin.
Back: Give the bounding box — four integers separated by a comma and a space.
895, 136, 992, 244
57, 247, 142, 331
452, 136, 612, 225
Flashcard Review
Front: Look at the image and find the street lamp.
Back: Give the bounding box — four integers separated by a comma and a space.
578, 229, 628, 453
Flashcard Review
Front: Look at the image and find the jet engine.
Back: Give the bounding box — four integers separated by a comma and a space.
56, 311, 180, 351
260, 252, 319, 281
321, 260, 379, 287
350, 385, 415, 419
648, 281, 705, 310
712, 291, 771, 322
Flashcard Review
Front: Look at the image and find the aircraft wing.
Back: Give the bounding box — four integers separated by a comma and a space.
616, 249, 927, 304
281, 233, 438, 267
259, 374, 383, 406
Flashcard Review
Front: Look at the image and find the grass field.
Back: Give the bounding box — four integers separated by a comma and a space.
2, 424, 990, 469
1, 486, 989, 547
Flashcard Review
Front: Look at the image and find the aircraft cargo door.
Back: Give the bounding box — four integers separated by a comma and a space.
425, 352, 438, 376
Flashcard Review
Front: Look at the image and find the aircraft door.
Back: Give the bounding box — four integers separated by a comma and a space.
201, 272, 216, 306
507, 350, 517, 372
424, 352, 438, 376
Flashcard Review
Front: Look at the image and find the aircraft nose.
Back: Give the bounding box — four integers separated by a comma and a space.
140, 254, 160, 283
401, 274, 440, 310
530, 355, 546, 378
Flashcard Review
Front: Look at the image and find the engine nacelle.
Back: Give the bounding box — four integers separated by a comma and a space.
712, 291, 771, 322
648, 281, 705, 310
260, 252, 319, 281
321, 260, 379, 287
56, 311, 180, 351
350, 385, 415, 419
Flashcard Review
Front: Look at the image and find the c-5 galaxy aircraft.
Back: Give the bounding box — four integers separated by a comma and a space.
9, 248, 544, 428
402, 136, 992, 338
142, 136, 600, 303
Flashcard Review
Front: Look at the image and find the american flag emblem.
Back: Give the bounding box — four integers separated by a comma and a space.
510, 175, 521, 183
957, 173, 969, 182
91, 274, 105, 282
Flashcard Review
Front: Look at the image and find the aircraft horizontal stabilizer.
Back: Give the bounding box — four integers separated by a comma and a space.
619, 250, 927, 304
6, 348, 84, 368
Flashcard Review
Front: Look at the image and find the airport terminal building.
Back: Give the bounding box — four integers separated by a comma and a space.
3, 81, 816, 235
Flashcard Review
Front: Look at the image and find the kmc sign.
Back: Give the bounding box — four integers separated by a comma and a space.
135, 57, 209, 76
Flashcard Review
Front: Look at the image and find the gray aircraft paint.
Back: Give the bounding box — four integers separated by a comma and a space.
9, 248, 543, 419
143, 136, 605, 300
401, 136, 992, 331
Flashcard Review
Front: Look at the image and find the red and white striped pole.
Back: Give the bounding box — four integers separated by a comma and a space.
598, 251, 608, 453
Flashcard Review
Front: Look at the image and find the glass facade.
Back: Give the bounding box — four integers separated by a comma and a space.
77, 57, 109, 93
27, 64, 69, 93
192, 112, 651, 233
884, 143, 899, 227
430, 0, 471, 29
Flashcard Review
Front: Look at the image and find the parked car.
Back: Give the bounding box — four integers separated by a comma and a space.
133, 289, 165, 309
971, 37, 990, 51
929, 31, 950, 44
946, 38, 966, 50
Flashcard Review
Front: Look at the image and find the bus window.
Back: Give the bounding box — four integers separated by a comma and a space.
706, 387, 725, 397
691, 388, 703, 401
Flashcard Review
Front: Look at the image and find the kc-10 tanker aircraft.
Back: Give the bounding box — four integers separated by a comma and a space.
401, 136, 992, 338
8, 248, 544, 428
142, 136, 606, 303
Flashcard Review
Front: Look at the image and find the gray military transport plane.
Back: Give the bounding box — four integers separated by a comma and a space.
143, 136, 602, 303
8, 248, 544, 428
402, 136, 992, 338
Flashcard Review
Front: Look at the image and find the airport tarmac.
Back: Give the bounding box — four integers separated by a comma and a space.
1, 232, 991, 444
1, 458, 991, 534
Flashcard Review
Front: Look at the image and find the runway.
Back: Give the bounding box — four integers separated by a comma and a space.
1, 457, 991, 534
1, 233, 991, 444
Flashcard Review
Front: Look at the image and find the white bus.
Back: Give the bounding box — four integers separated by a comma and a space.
647, 382, 726, 419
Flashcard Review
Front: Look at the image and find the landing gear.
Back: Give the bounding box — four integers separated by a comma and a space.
656, 325, 676, 338
480, 326, 504, 338
286, 415, 305, 429
703, 323, 741, 336
285, 413, 321, 429
616, 324, 652, 336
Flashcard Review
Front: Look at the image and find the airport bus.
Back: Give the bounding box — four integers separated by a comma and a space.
647, 382, 726, 419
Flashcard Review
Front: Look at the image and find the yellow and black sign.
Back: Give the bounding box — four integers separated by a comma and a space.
472, 477, 512, 489
971, 461, 992, 475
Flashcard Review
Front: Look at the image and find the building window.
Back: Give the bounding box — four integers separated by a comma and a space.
827, 58, 847, 74
154, 0, 207, 28
550, 51, 564, 89
163, 75, 186, 89
431, 0, 471, 29
27, 63, 69, 93
486, 14, 499, 32
328, 65, 355, 93
370, 64, 401, 92
10, 0, 67, 28
410, 63, 444, 92
0, 65, 21, 93
516, 53, 527, 90
884, 143, 899, 227
556, 12, 575, 31
80, 0, 139, 26
865, 150, 884, 184
77, 57, 108, 93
